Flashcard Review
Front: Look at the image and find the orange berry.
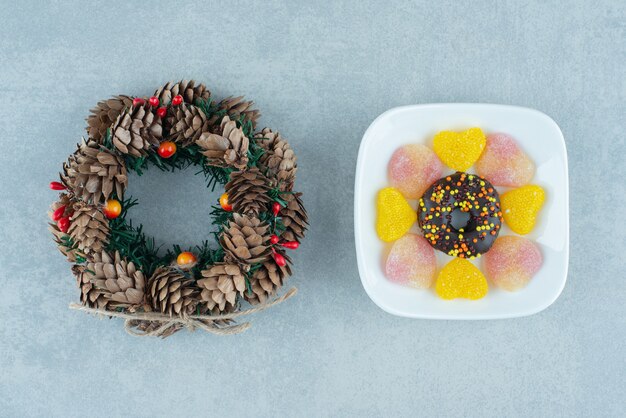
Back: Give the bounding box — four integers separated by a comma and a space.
103, 199, 122, 219
158, 141, 177, 158
219, 193, 233, 211
177, 251, 197, 267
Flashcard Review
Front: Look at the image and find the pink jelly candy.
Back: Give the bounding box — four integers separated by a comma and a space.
475, 133, 535, 187
388, 144, 443, 199
385, 234, 437, 289
483, 235, 542, 291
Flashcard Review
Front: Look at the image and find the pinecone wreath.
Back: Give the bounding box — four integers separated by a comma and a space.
48, 80, 307, 338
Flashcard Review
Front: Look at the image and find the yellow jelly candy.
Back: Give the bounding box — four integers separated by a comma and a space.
500, 185, 545, 235
433, 127, 486, 171
435, 258, 488, 300
376, 187, 417, 242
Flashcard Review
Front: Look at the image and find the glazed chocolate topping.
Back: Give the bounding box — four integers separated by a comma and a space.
417, 172, 503, 258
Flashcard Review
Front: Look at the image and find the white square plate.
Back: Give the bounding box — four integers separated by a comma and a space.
354, 104, 569, 319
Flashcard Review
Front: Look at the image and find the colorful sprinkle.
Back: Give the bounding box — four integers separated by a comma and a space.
417, 172, 502, 258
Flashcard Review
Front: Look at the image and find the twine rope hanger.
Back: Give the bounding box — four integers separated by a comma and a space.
69, 287, 297, 337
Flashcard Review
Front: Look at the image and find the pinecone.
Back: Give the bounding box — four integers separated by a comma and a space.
48, 193, 72, 219
154, 80, 211, 106
279, 192, 308, 243
196, 116, 249, 169
245, 249, 292, 305
86, 95, 134, 142
255, 128, 297, 190
111, 103, 162, 157
220, 214, 271, 265
49, 224, 86, 263
62, 139, 128, 204
147, 266, 198, 316
72, 265, 108, 309
198, 262, 246, 312
166, 104, 209, 146
86, 251, 147, 311
210, 96, 260, 129
48, 192, 74, 234
224, 168, 272, 216
67, 203, 109, 255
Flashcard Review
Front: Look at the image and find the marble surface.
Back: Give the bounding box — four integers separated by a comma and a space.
0, 1, 624, 416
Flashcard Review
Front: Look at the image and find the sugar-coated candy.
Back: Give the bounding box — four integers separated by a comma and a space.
388, 144, 443, 199
385, 234, 436, 289
432, 127, 486, 171
376, 187, 417, 242
475, 133, 535, 187
435, 258, 488, 300
500, 185, 545, 235
484, 236, 543, 291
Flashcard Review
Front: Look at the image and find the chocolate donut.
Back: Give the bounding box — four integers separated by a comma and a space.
418, 172, 503, 258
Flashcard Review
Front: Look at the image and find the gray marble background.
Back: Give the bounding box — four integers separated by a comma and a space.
0, 1, 624, 417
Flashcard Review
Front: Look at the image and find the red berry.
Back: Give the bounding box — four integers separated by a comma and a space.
270, 234, 279, 245
148, 96, 160, 107
158, 141, 177, 158
132, 97, 145, 107
172, 95, 183, 106
281, 241, 299, 250
272, 202, 282, 216
219, 193, 233, 211
273, 252, 287, 267
49, 181, 66, 190
156, 107, 167, 118
177, 251, 197, 267
57, 217, 70, 233
52, 205, 66, 221
103, 199, 122, 219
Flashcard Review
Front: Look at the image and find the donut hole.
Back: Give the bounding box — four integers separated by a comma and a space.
449, 208, 471, 231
